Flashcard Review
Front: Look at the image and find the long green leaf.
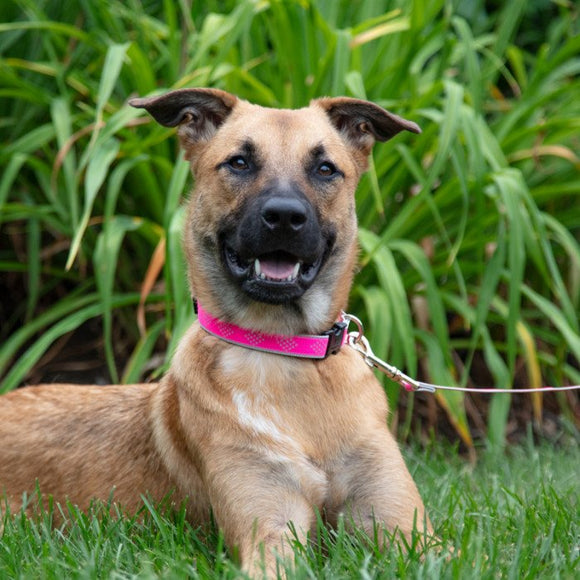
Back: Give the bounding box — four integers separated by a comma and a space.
359, 228, 417, 374
94, 216, 143, 382
66, 138, 120, 269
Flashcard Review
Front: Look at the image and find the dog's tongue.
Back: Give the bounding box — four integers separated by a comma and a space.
256, 256, 299, 281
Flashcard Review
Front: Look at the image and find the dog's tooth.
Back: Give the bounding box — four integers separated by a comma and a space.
293, 262, 300, 278
254, 259, 261, 276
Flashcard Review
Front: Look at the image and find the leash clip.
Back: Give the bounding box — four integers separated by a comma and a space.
343, 314, 435, 393
342, 313, 580, 395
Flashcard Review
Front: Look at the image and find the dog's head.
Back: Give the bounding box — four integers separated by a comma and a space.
130, 89, 419, 334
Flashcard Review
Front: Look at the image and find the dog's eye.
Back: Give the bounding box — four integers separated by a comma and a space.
317, 162, 337, 178
228, 156, 250, 172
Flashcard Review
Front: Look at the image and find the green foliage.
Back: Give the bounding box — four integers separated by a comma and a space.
0, 0, 579, 447
1, 441, 579, 577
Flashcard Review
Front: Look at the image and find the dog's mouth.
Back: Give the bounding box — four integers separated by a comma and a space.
223, 245, 326, 304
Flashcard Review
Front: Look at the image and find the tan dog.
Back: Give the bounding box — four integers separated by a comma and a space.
0, 89, 429, 577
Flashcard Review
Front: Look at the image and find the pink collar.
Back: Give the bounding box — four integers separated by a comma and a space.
195, 301, 348, 359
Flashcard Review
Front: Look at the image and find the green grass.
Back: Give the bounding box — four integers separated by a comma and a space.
1, 439, 578, 579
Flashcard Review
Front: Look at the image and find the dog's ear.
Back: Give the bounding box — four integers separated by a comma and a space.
129, 88, 238, 157
313, 97, 420, 170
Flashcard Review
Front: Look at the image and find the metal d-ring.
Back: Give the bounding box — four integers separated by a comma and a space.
341, 312, 365, 344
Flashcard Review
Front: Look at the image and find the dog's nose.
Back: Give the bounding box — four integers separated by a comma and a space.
261, 197, 308, 232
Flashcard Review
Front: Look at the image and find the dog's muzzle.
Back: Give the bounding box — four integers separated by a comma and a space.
221, 187, 333, 304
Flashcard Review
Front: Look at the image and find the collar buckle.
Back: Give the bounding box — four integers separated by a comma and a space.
322, 321, 348, 357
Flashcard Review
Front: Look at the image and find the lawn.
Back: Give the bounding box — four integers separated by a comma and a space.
2, 439, 578, 579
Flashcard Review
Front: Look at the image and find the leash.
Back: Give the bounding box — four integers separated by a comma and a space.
343, 313, 580, 394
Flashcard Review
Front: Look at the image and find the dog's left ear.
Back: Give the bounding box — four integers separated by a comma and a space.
129, 88, 238, 158
314, 97, 421, 169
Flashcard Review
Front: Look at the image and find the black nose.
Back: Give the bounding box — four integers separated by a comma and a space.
261, 196, 308, 232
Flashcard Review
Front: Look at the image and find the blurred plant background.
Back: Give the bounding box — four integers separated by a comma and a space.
0, 0, 578, 452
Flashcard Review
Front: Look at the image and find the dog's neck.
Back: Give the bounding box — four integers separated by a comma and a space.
195, 301, 348, 359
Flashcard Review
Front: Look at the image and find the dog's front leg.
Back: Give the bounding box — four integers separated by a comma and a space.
205, 453, 317, 578
329, 431, 432, 549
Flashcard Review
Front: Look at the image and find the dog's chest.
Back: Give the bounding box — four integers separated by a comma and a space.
216, 347, 379, 456
173, 332, 389, 511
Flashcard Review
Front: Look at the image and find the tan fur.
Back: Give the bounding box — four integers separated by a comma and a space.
0, 90, 428, 578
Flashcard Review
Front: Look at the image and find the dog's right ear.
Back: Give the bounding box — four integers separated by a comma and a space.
129, 88, 238, 156
313, 96, 421, 172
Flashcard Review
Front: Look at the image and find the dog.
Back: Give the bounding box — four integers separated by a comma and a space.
0, 88, 430, 577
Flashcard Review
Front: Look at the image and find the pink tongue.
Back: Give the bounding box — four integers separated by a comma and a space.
259, 257, 297, 280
